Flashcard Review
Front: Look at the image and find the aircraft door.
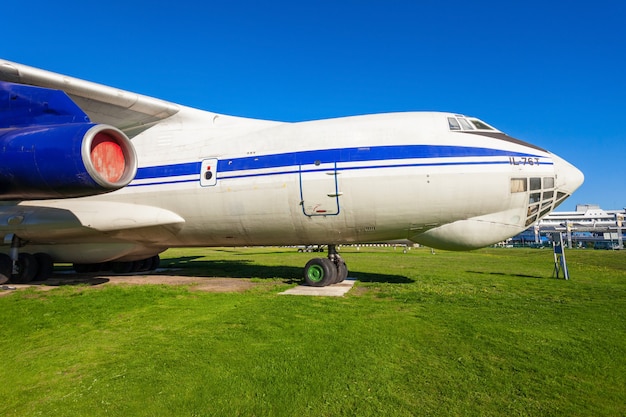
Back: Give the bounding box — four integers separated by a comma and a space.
299, 162, 341, 216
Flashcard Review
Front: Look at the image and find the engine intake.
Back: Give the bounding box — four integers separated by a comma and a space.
0, 123, 137, 200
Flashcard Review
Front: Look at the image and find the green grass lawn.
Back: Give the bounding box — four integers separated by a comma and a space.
0, 247, 624, 416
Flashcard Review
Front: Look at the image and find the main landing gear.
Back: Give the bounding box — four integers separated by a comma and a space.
0, 252, 54, 285
0, 254, 161, 285
303, 244, 348, 287
73, 256, 160, 275
0, 235, 161, 284
0, 235, 54, 285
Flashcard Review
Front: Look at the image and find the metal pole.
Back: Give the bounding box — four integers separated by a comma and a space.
552, 232, 569, 280
559, 232, 570, 280
566, 221, 573, 249
617, 213, 624, 250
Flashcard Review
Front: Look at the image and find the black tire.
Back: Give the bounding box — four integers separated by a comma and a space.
33, 253, 54, 282
336, 261, 348, 283
129, 260, 143, 273
0, 253, 11, 284
111, 261, 133, 274
303, 258, 337, 287
139, 255, 161, 272
11, 253, 37, 284
74, 263, 101, 273
148, 255, 160, 271
137, 258, 152, 272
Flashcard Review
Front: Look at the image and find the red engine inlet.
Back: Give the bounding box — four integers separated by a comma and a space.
82, 125, 137, 188
91, 132, 126, 183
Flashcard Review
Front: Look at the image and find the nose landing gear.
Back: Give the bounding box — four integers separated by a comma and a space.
303, 244, 348, 287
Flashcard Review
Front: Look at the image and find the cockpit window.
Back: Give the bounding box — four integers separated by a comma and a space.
529, 177, 541, 191
448, 117, 461, 131
469, 119, 495, 130
458, 118, 475, 130
511, 178, 527, 193
543, 177, 555, 189
448, 116, 496, 131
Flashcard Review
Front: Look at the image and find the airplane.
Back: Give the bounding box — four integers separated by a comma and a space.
0, 59, 584, 287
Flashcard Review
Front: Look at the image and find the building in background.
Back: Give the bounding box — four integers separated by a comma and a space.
511, 205, 625, 249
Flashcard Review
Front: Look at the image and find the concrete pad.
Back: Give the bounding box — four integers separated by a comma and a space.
280, 278, 356, 297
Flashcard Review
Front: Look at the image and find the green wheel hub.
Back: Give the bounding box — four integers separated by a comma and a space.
306, 264, 324, 282
304, 257, 337, 287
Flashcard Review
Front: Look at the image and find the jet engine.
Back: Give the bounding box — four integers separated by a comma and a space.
0, 123, 137, 200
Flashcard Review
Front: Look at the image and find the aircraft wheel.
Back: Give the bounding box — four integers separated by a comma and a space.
148, 255, 160, 271
34, 253, 54, 282
136, 258, 151, 272
111, 262, 133, 274
89, 263, 105, 272
0, 253, 11, 284
74, 263, 101, 273
128, 261, 142, 273
11, 253, 37, 284
336, 261, 348, 283
138, 256, 159, 272
304, 258, 337, 287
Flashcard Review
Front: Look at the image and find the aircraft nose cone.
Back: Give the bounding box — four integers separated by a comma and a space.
552, 153, 584, 195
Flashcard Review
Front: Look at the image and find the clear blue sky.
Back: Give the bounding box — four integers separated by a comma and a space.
3, 0, 625, 211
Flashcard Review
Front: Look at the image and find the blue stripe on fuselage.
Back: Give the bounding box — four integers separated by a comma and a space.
217, 145, 519, 173
134, 161, 202, 180
132, 144, 547, 185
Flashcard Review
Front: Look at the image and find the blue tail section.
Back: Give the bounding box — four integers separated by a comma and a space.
0, 81, 90, 128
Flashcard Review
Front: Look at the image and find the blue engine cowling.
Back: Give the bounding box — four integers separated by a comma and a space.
0, 123, 137, 200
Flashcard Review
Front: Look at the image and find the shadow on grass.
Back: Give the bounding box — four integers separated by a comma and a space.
350, 270, 413, 284
42, 277, 111, 287
160, 258, 301, 283
39, 257, 411, 287
160, 258, 412, 284
467, 270, 545, 279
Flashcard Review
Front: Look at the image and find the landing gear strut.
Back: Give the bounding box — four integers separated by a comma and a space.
303, 244, 348, 287
0, 235, 44, 284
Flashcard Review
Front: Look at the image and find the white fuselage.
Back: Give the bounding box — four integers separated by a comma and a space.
7, 108, 583, 263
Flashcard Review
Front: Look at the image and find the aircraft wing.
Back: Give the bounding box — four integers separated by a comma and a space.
0, 200, 185, 244
0, 59, 179, 137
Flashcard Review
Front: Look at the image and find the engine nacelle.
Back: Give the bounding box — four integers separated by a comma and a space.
0, 123, 137, 200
